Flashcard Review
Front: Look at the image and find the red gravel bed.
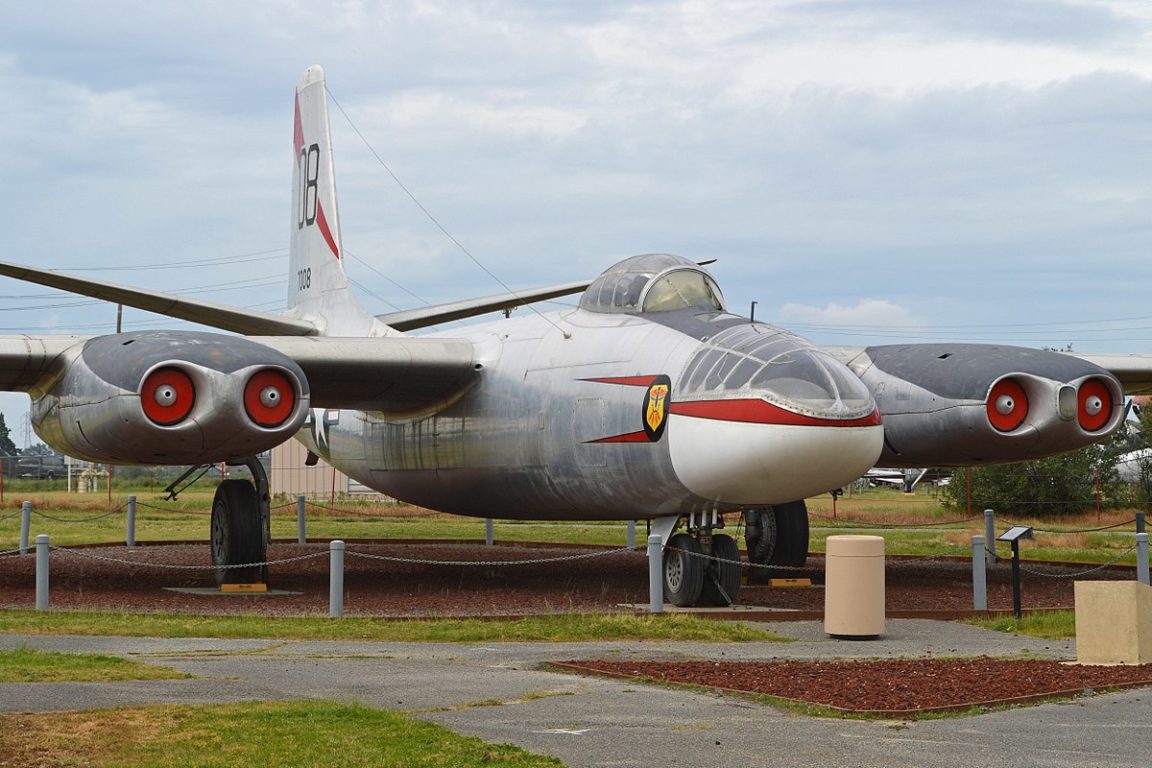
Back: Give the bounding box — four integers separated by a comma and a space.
553, 658, 1152, 716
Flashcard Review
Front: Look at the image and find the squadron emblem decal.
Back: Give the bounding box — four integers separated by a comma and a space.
642, 376, 671, 440
580, 374, 672, 443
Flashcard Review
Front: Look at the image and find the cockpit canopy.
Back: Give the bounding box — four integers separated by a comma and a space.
579, 254, 725, 315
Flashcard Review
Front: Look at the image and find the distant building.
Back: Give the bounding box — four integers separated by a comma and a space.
270, 439, 350, 499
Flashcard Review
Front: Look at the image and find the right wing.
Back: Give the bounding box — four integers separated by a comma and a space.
0, 333, 480, 416
0, 260, 318, 337
253, 335, 479, 412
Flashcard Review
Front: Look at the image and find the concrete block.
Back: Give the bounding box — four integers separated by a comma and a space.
1074, 581, 1152, 665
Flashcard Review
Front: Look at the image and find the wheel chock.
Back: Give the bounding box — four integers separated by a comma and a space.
219, 583, 268, 593
768, 578, 812, 588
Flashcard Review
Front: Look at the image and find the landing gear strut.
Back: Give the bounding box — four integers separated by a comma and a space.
210, 457, 270, 585
662, 512, 742, 607
743, 500, 809, 583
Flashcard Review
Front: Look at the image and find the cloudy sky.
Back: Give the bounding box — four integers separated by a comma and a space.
2, 0, 1150, 445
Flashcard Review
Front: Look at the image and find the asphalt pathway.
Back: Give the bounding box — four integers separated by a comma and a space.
1, 620, 1148, 768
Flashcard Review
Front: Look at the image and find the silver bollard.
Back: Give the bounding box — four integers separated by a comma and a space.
329, 540, 345, 618
1137, 533, 1149, 586
626, 520, 636, 550
19, 500, 31, 554
984, 509, 996, 564
647, 534, 664, 613
972, 535, 987, 611
35, 534, 49, 611
126, 495, 137, 547
297, 495, 307, 545
485, 518, 494, 546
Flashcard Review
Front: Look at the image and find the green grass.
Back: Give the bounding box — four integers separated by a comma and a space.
961, 609, 1076, 639
3, 489, 1144, 562
0, 701, 564, 767
0, 645, 190, 682
0, 609, 784, 643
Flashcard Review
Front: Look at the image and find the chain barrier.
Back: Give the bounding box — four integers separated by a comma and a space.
50, 546, 328, 571
345, 545, 636, 568
1001, 517, 1137, 535
0, 510, 22, 522
0, 547, 24, 557
679, 547, 808, 572
809, 514, 979, 528
31, 507, 126, 524
1018, 543, 1140, 579
903, 547, 973, 562
134, 501, 209, 515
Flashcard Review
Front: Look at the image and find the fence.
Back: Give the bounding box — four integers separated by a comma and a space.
4, 500, 1151, 616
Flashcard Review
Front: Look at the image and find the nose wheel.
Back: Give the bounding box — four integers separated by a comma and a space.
662, 527, 743, 608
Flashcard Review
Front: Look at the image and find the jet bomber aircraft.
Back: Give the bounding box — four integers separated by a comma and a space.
1, 66, 1149, 607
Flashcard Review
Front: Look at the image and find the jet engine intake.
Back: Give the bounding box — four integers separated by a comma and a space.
31, 331, 310, 464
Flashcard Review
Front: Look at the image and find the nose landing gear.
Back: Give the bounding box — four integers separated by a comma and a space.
661, 512, 743, 607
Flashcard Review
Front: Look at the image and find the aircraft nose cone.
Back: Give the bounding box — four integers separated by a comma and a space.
667, 400, 884, 504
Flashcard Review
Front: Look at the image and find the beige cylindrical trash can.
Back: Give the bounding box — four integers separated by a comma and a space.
824, 535, 885, 639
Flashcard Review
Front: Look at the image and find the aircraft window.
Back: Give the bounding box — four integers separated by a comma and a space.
679, 326, 875, 418
579, 254, 724, 315
641, 270, 724, 314
684, 349, 725, 392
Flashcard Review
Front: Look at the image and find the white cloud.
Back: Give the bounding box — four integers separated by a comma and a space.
777, 298, 922, 329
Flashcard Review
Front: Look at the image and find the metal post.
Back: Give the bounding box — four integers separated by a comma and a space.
329, 540, 345, 618
35, 534, 49, 611
626, 520, 636, 550
19, 500, 31, 554
296, 495, 307, 545
647, 534, 663, 613
1136, 512, 1146, 535
485, 518, 494, 546
1010, 539, 1023, 619
971, 535, 987, 611
1137, 533, 1149, 586
984, 509, 996, 564
126, 495, 136, 548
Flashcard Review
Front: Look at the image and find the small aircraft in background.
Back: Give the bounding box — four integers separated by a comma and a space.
1, 66, 1149, 607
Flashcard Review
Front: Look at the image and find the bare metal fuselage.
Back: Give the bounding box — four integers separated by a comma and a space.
307, 306, 884, 520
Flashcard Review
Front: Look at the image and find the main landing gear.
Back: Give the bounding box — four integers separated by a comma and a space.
209, 457, 270, 585
742, 500, 810, 584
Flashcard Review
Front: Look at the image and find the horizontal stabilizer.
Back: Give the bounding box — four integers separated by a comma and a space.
375, 279, 591, 331
0, 261, 317, 337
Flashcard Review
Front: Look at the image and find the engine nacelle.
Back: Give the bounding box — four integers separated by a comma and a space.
31, 331, 310, 464
842, 344, 1125, 467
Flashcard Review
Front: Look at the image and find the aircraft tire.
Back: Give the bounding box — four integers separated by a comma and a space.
769, 500, 809, 569
743, 507, 776, 584
211, 479, 267, 585
744, 501, 809, 581
663, 533, 704, 607
698, 533, 742, 606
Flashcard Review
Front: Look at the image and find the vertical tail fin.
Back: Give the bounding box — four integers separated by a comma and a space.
289, 66, 387, 337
